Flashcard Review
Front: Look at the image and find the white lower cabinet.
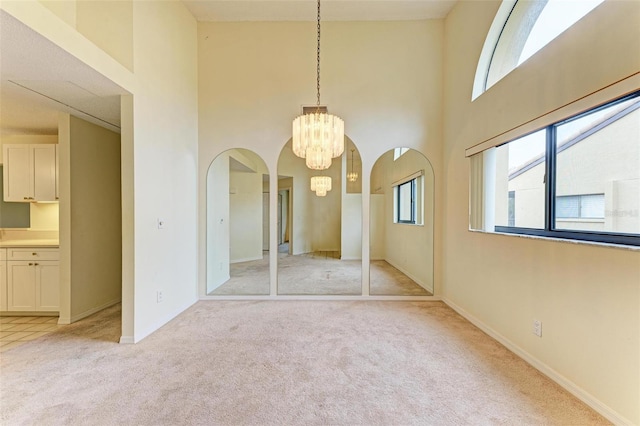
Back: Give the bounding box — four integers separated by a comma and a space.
4, 248, 59, 312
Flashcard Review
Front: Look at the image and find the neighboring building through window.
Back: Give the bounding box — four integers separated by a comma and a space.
508, 191, 516, 227
556, 194, 604, 219
479, 91, 640, 246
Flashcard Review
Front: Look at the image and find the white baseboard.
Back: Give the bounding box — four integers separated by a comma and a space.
200, 294, 442, 301
443, 298, 632, 426
230, 256, 263, 264
119, 336, 134, 344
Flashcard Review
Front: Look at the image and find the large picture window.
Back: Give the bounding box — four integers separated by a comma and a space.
488, 91, 640, 246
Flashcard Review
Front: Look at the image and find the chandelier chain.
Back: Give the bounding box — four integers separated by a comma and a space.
316, 0, 321, 108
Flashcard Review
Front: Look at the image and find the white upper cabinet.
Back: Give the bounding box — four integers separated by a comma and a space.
2, 144, 57, 202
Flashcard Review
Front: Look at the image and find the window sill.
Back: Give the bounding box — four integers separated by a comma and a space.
555, 218, 604, 223
468, 228, 640, 252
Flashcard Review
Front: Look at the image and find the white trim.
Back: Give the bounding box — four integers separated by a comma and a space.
468, 228, 640, 252
391, 170, 424, 187
69, 298, 121, 323
119, 336, 134, 344
442, 298, 633, 426
472, 0, 517, 100
466, 73, 640, 157
230, 255, 263, 264
200, 295, 441, 301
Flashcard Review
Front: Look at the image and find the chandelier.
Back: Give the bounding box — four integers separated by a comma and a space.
310, 175, 332, 197
292, 0, 344, 170
347, 149, 358, 182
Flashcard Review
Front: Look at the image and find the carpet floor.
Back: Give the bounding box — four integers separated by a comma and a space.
210, 254, 431, 296
0, 301, 608, 425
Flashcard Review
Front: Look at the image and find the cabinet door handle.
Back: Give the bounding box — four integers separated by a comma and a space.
34, 263, 39, 266
32, 253, 37, 256
23, 196, 29, 200
28, 263, 33, 266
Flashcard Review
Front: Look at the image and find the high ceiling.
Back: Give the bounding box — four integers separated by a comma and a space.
0, 1, 457, 137
182, 0, 457, 22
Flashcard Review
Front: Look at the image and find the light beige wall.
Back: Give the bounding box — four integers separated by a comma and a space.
37, 0, 133, 71
198, 20, 444, 294
229, 150, 268, 263
129, 1, 198, 342
278, 142, 314, 255
76, 1, 133, 71
309, 160, 341, 252
38, 0, 76, 27
443, 1, 640, 424
66, 115, 121, 321
206, 152, 230, 292
229, 171, 263, 261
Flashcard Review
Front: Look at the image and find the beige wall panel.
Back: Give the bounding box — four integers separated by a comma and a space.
38, 0, 76, 27
76, 0, 133, 71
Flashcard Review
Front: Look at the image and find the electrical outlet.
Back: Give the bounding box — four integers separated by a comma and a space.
156, 290, 164, 303
157, 218, 165, 229
533, 319, 542, 337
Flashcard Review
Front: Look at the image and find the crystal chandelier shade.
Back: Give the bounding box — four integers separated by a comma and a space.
293, 113, 344, 170
291, 0, 344, 171
310, 175, 332, 197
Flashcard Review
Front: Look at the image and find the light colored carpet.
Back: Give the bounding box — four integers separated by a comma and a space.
0, 302, 608, 425
210, 255, 431, 296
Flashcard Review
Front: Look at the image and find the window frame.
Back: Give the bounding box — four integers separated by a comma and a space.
396, 179, 417, 224
494, 91, 640, 247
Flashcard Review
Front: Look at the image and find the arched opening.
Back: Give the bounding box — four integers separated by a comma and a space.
206, 149, 270, 295
369, 148, 435, 295
276, 137, 363, 295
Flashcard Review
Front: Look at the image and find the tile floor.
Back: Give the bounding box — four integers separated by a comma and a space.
0, 316, 61, 353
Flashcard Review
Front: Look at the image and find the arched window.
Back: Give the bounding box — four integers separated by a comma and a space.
472, 0, 605, 100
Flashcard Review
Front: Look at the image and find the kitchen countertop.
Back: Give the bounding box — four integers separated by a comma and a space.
0, 239, 60, 248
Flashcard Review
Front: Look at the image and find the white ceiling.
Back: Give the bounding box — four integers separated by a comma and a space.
0, 10, 127, 136
0, 1, 457, 137
182, 0, 457, 22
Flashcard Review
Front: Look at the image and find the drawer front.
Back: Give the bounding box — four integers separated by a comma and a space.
0, 248, 5, 261
7, 248, 59, 261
